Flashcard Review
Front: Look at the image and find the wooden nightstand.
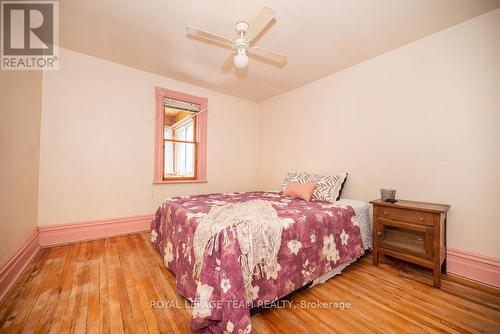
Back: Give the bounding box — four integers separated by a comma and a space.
370, 199, 450, 288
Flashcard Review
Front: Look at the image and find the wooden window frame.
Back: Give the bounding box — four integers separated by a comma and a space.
154, 87, 207, 184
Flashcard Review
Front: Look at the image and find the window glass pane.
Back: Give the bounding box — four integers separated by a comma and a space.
187, 122, 194, 141
177, 124, 186, 141
174, 118, 194, 142
164, 141, 174, 177
164, 141, 195, 178
164, 128, 173, 140
175, 142, 195, 176
164, 106, 195, 142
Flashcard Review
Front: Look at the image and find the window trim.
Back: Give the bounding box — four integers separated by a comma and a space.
154, 87, 207, 184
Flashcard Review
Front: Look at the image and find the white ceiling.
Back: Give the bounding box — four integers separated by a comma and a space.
59, 0, 500, 102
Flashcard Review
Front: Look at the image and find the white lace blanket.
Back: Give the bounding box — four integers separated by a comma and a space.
192, 200, 294, 287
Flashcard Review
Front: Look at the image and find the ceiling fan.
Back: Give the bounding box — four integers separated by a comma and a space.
186, 5, 287, 70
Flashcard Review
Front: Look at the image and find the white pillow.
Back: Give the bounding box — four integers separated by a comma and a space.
308, 172, 348, 202
279, 172, 310, 192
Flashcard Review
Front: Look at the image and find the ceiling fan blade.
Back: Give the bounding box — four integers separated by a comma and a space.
186, 26, 233, 47
220, 54, 234, 72
249, 46, 287, 65
246, 5, 276, 42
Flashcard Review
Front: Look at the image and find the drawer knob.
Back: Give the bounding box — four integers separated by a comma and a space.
383, 211, 388, 215
377, 231, 382, 236
419, 216, 424, 221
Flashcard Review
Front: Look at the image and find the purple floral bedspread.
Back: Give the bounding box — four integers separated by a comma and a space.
150, 192, 365, 333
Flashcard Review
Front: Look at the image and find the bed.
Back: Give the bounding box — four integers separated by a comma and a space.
150, 191, 371, 333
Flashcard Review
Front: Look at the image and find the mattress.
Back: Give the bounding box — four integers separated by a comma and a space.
310, 198, 371, 285
261, 191, 372, 250
336, 199, 372, 250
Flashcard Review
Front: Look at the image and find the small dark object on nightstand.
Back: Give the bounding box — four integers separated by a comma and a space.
380, 188, 396, 202
384, 198, 398, 203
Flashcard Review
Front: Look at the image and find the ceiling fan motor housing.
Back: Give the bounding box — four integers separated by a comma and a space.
234, 37, 248, 52
235, 21, 249, 34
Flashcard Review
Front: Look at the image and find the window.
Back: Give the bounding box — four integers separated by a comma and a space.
154, 87, 207, 183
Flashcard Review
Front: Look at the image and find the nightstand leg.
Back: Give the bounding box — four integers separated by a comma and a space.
433, 265, 441, 288
372, 220, 378, 266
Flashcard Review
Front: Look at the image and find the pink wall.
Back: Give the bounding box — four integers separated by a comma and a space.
39, 48, 260, 227
0, 70, 42, 265
257, 10, 500, 261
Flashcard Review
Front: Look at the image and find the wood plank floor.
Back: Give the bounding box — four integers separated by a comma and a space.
1, 233, 499, 333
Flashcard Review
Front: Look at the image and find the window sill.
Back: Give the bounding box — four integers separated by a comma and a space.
153, 179, 208, 184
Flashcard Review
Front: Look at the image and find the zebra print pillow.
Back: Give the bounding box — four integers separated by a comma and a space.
308, 172, 348, 202
279, 172, 310, 192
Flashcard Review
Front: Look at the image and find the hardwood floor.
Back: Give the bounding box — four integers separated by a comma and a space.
1, 233, 499, 333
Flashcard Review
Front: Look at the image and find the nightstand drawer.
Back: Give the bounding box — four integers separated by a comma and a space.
374, 206, 434, 226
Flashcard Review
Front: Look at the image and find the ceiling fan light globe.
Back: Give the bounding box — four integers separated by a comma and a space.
234, 53, 249, 68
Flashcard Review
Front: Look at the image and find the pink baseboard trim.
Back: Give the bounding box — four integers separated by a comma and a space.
0, 228, 40, 302
447, 248, 500, 287
38, 214, 153, 247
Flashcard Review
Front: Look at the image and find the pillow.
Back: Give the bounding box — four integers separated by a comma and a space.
283, 182, 317, 201
279, 172, 310, 192
308, 172, 348, 202
336, 173, 348, 200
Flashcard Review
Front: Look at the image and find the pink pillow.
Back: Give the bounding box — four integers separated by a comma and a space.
283, 182, 317, 202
